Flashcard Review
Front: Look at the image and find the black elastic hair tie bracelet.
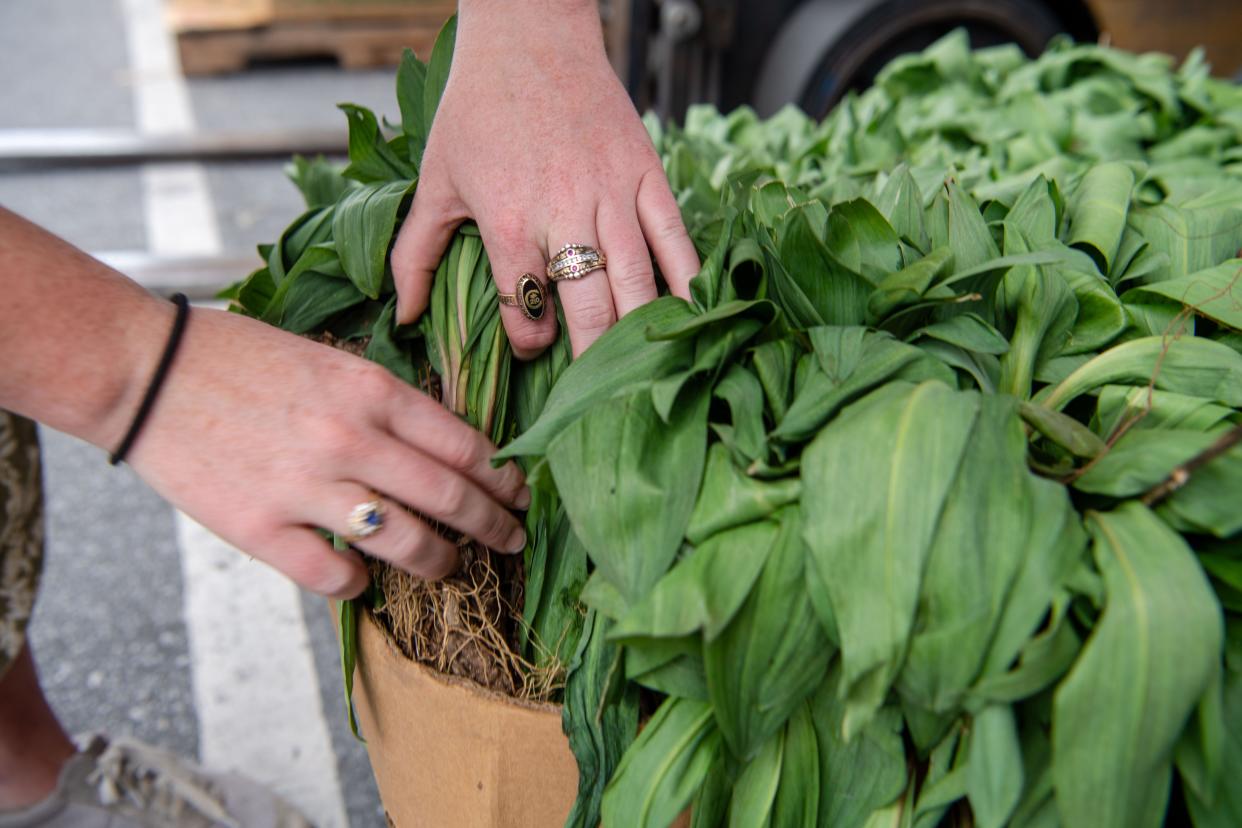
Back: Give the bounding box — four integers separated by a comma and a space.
109, 292, 190, 466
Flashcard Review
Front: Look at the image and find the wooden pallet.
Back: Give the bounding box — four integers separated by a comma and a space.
168, 0, 455, 75
1088, 0, 1242, 78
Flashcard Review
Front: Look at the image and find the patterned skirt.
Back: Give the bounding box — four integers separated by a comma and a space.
0, 410, 44, 680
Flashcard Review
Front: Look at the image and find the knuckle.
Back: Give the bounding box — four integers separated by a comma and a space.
311, 417, 363, 464
288, 551, 358, 597
572, 296, 615, 333
353, 360, 396, 401
413, 543, 459, 581
391, 220, 417, 264
481, 508, 516, 549
612, 256, 654, 289
411, 180, 454, 219
441, 428, 487, 472
435, 476, 471, 518
383, 517, 455, 578
319, 564, 363, 599
235, 514, 276, 549
654, 211, 688, 243
388, 519, 433, 568
494, 465, 525, 502
487, 215, 528, 253
506, 323, 555, 352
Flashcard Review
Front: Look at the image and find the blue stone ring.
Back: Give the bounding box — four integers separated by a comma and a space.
345, 497, 386, 541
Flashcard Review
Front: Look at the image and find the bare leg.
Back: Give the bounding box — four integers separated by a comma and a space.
0, 644, 74, 809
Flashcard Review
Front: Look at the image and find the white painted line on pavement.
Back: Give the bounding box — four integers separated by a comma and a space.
119, 1, 350, 825
121, 0, 220, 257
176, 516, 350, 827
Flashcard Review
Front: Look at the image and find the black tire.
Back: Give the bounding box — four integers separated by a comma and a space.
798, 0, 1068, 118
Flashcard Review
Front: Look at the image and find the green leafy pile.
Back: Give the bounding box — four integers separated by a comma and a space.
230, 25, 1242, 828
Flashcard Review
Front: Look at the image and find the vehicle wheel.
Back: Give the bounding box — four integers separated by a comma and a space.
798, 0, 1068, 117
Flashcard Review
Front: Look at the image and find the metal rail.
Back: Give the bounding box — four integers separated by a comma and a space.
0, 130, 339, 298
0, 128, 346, 171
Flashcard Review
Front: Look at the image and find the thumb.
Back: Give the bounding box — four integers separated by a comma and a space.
391, 175, 462, 325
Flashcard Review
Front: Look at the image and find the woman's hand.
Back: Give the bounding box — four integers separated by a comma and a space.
125, 306, 530, 599
391, 0, 701, 358
0, 208, 525, 601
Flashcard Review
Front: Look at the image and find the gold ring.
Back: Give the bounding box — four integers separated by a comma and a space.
497, 273, 547, 321
344, 497, 385, 541
547, 243, 607, 282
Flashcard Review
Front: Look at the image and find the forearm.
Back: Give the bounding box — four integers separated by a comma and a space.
456, 0, 603, 58
457, 0, 598, 21
0, 207, 173, 450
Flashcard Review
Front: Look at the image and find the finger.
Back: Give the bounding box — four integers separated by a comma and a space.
478, 218, 557, 360
391, 174, 462, 325
636, 167, 700, 301
262, 526, 370, 599
320, 484, 460, 580
548, 227, 617, 358
596, 200, 657, 317
384, 390, 529, 509
357, 435, 527, 554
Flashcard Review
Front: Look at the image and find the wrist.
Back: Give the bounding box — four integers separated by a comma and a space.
0, 208, 179, 454
458, 0, 598, 20
14, 281, 175, 453
456, 0, 603, 56
69, 286, 177, 453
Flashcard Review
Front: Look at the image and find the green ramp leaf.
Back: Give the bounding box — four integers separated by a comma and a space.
1072, 429, 1218, 497
562, 611, 639, 828
610, 516, 776, 644
728, 728, 783, 827
774, 328, 954, 444
1129, 259, 1242, 331
768, 206, 872, 329
810, 664, 908, 828
899, 396, 1054, 713
1053, 503, 1223, 828
1038, 335, 1242, 411
967, 704, 1024, 828
423, 15, 456, 131
547, 386, 708, 608
770, 703, 820, 827
496, 297, 696, 460
685, 444, 801, 545
601, 698, 722, 828
1182, 666, 1242, 828
706, 506, 831, 760
802, 381, 978, 736
332, 179, 416, 299
1067, 161, 1135, 272
1127, 203, 1242, 284
395, 48, 428, 166
338, 103, 414, 183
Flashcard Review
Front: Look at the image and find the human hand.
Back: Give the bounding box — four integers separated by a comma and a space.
391, 0, 701, 358
125, 305, 529, 599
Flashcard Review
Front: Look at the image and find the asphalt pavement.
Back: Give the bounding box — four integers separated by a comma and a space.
0, 1, 404, 824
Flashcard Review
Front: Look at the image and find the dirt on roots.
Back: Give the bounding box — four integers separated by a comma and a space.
317, 331, 559, 702
368, 545, 536, 697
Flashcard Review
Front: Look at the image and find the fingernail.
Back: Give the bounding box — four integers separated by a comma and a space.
506, 527, 527, 553
514, 487, 531, 510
